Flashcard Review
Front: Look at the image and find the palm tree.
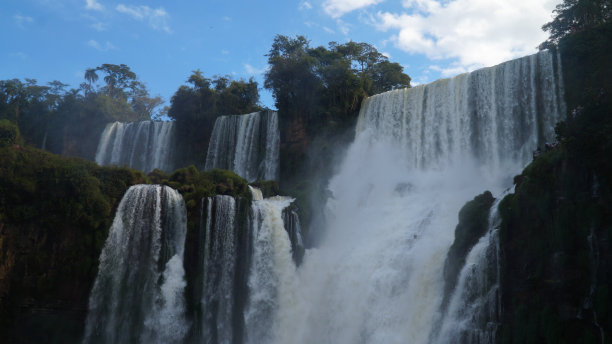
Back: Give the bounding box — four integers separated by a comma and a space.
84, 68, 99, 94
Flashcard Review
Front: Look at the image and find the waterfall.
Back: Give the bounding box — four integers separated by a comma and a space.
95, 121, 175, 173
272, 50, 565, 343
195, 195, 246, 344
244, 187, 298, 344
83, 185, 188, 344
282, 207, 305, 264
190, 186, 303, 344
435, 194, 507, 344
205, 111, 280, 181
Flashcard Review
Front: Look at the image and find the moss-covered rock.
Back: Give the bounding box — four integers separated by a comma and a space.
498, 92, 612, 344
249, 180, 280, 198
0, 119, 22, 148
441, 190, 495, 310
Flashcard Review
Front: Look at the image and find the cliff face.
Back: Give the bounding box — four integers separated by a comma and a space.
496, 23, 612, 344
0, 145, 147, 343
499, 146, 611, 343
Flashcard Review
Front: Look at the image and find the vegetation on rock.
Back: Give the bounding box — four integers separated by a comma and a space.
442, 191, 495, 311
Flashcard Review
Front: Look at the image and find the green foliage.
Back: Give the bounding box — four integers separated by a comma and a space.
265, 35, 411, 129
0, 64, 163, 160
0, 144, 145, 342
168, 71, 262, 167
0, 119, 21, 147
540, 0, 612, 49
557, 21, 612, 108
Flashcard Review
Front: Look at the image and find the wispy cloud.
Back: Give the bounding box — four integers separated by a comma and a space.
244, 64, 267, 76
336, 19, 350, 35
323, 0, 384, 18
323, 26, 335, 34
10, 52, 29, 60
90, 21, 109, 31
85, 0, 104, 11
14, 14, 34, 28
116, 4, 172, 33
87, 39, 117, 51
374, 0, 556, 72
299, 1, 313, 10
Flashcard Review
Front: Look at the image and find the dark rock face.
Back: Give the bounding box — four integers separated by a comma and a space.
442, 191, 496, 311
498, 149, 612, 343
496, 23, 612, 344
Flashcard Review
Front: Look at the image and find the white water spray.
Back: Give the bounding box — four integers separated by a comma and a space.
272, 50, 565, 343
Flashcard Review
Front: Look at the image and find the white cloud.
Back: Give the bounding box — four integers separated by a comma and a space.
85, 0, 104, 11
116, 4, 171, 33
323, 26, 335, 34
244, 64, 267, 76
429, 64, 468, 77
373, 0, 557, 72
323, 0, 384, 18
14, 14, 34, 28
299, 1, 313, 10
336, 19, 350, 35
87, 39, 116, 51
91, 21, 108, 31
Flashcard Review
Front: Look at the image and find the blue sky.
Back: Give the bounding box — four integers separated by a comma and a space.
1, 0, 559, 109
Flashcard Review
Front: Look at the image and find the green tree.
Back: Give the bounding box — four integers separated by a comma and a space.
168, 70, 262, 167
540, 0, 612, 49
264, 35, 411, 128
84, 68, 99, 94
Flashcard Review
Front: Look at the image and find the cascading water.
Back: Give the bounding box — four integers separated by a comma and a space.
95, 121, 175, 173
434, 193, 507, 344
271, 50, 565, 343
83, 185, 188, 344
195, 195, 246, 344
205, 111, 280, 181
282, 207, 305, 264
244, 187, 299, 344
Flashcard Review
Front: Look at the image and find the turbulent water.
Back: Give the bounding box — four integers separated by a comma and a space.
95, 121, 175, 173
244, 187, 298, 344
83, 185, 188, 344
205, 111, 280, 181
269, 50, 566, 343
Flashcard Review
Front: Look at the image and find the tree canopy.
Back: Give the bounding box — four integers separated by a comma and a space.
264, 35, 410, 130
167, 71, 262, 167
0, 64, 163, 158
540, 0, 612, 49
